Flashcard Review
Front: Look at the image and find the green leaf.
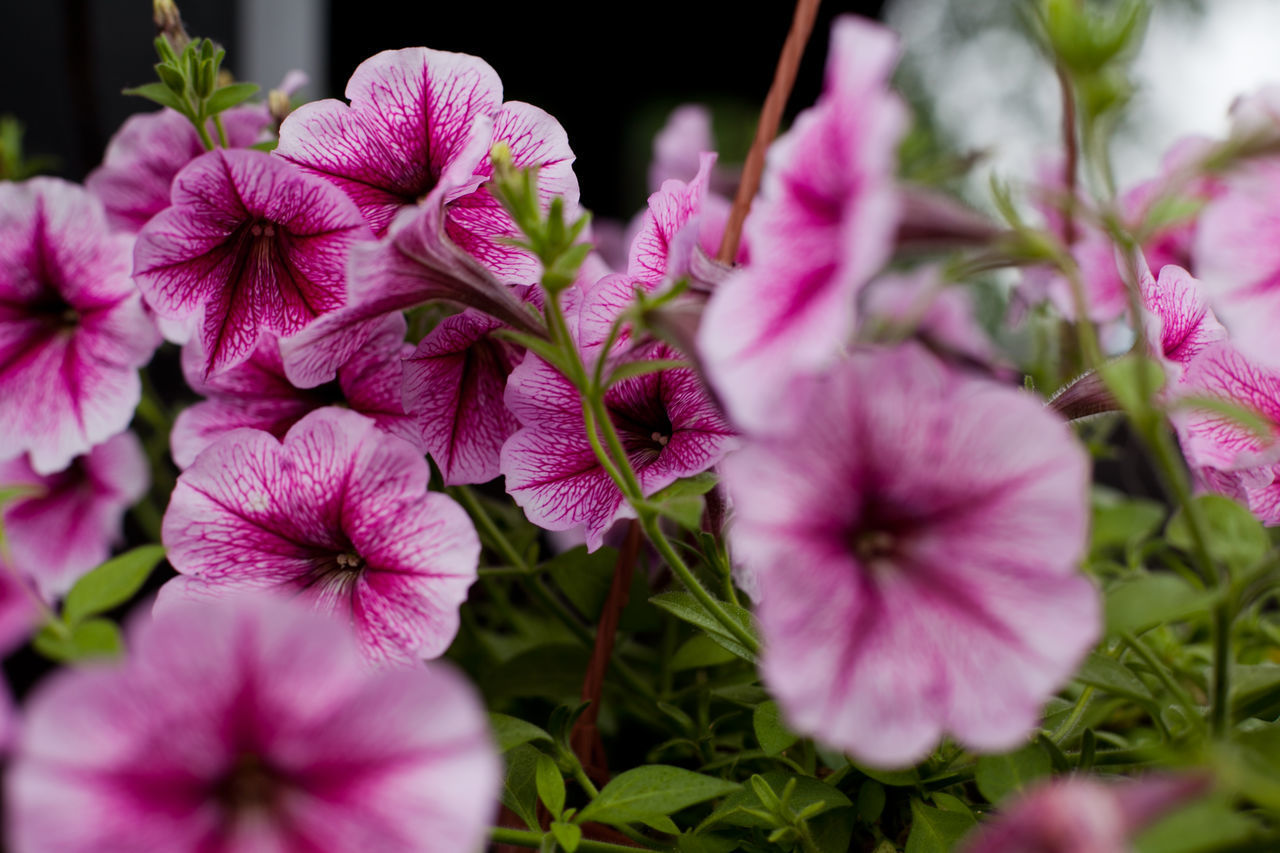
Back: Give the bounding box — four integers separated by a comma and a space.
1075, 652, 1155, 704
930, 792, 975, 820
550, 821, 581, 851
490, 713, 552, 753
649, 591, 757, 663
856, 763, 919, 787
1090, 491, 1165, 554
1231, 665, 1280, 723
123, 82, 189, 114
502, 744, 542, 830
605, 358, 691, 388
637, 814, 681, 835
974, 743, 1051, 803
33, 618, 122, 662
1167, 494, 1269, 574
1098, 354, 1165, 418
1104, 573, 1216, 635
670, 634, 739, 672
545, 545, 619, 619
905, 800, 976, 853
536, 753, 566, 818
204, 82, 260, 115
577, 766, 740, 825
647, 495, 705, 532
649, 472, 718, 502
752, 701, 798, 756
63, 545, 166, 626
1134, 794, 1260, 853
856, 780, 886, 823
701, 772, 850, 831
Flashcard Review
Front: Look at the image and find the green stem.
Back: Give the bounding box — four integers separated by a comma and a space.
212, 113, 229, 148
640, 513, 760, 656
1049, 685, 1095, 745
451, 486, 531, 573
490, 827, 656, 852
191, 113, 215, 151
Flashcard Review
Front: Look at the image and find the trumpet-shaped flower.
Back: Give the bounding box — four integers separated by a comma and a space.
722, 344, 1097, 767
958, 774, 1208, 853
402, 309, 523, 486
86, 106, 270, 234
699, 16, 907, 433
501, 275, 736, 550
278, 47, 577, 279
0, 178, 160, 474
171, 314, 419, 469
0, 432, 148, 599
8, 595, 500, 853
133, 148, 372, 377
160, 408, 480, 666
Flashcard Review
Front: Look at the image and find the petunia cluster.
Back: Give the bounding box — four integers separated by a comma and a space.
5, 2, 1280, 850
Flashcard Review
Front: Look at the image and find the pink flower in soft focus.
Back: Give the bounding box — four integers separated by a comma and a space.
0, 178, 160, 475
649, 104, 713, 193
0, 432, 148, 600
860, 267, 1002, 370
402, 309, 523, 486
1022, 138, 1217, 326
171, 314, 419, 469
698, 16, 907, 434
958, 774, 1208, 853
132, 148, 372, 377
1139, 263, 1227, 382
7, 595, 500, 852
159, 407, 480, 666
85, 106, 269, 234
1194, 158, 1280, 369
502, 275, 737, 550
1172, 342, 1280, 524
722, 344, 1097, 767
278, 48, 577, 273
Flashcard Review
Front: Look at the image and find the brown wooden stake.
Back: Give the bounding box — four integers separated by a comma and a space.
570, 520, 643, 784
716, 0, 824, 264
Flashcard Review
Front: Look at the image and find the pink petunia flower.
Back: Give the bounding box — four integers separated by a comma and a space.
402, 309, 523, 486
1139, 263, 1227, 381
7, 594, 500, 852
277, 48, 577, 276
958, 774, 1208, 853
0, 432, 148, 600
171, 314, 419, 469
722, 344, 1097, 767
159, 407, 480, 666
1194, 158, 1280, 369
0, 178, 160, 475
86, 106, 270, 235
501, 274, 737, 550
278, 153, 544, 389
132, 148, 372, 377
860, 267, 1002, 371
698, 16, 908, 434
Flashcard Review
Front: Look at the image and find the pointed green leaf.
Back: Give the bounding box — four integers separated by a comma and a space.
123, 82, 189, 114
33, 618, 122, 662
536, 753, 566, 818
975, 743, 1051, 803
905, 800, 976, 853
856, 780, 886, 823
1075, 653, 1155, 704
700, 772, 849, 831
490, 713, 553, 753
1104, 573, 1216, 635
605, 359, 691, 388
550, 821, 581, 851
670, 634, 738, 672
502, 744, 542, 830
649, 591, 757, 663
577, 766, 739, 825
753, 701, 798, 756
1167, 494, 1268, 574
63, 545, 166, 627
205, 82, 260, 115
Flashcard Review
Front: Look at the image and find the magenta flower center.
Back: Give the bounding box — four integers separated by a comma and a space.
608, 397, 674, 459
213, 753, 284, 816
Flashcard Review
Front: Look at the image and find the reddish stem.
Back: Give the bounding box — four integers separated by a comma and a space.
716, 0, 824, 264
570, 520, 643, 784
1057, 64, 1079, 246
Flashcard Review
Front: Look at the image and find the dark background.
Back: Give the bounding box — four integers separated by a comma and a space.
0, 0, 886, 219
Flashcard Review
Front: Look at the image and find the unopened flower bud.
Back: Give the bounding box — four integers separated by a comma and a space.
268, 89, 293, 124
153, 0, 190, 53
